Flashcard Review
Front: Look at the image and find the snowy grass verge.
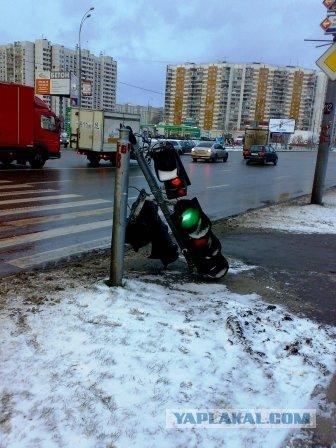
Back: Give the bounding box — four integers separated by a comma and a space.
231, 190, 336, 234
0, 274, 335, 448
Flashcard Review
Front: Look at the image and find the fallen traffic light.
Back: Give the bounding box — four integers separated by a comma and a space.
126, 190, 179, 267
152, 142, 190, 199
172, 198, 229, 278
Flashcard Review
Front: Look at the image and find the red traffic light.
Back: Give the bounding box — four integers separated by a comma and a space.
171, 177, 182, 187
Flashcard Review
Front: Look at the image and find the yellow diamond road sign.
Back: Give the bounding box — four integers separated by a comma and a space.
316, 42, 336, 80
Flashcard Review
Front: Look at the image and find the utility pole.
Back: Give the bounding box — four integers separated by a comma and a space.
311, 79, 335, 204
108, 128, 131, 286
311, 3, 336, 204
78, 7, 94, 108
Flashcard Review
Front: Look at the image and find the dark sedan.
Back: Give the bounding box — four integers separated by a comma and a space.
246, 145, 278, 165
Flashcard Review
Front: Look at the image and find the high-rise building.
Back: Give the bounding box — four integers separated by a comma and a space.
115, 103, 164, 125
164, 62, 327, 135
0, 39, 117, 124
0, 41, 35, 87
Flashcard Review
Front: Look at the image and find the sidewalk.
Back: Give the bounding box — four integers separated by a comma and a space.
0, 189, 335, 447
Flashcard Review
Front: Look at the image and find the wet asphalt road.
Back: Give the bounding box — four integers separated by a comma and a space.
1, 149, 336, 217
0, 149, 335, 277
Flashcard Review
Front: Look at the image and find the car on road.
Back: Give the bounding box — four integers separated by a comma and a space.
60, 132, 69, 148
163, 139, 184, 155
245, 144, 278, 165
179, 140, 194, 154
191, 141, 228, 163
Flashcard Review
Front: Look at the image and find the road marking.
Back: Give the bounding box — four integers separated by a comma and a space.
0, 219, 112, 249
28, 180, 71, 185
0, 194, 80, 206
0, 189, 57, 197
8, 237, 111, 268
207, 184, 230, 189
276, 176, 290, 180
0, 199, 111, 217
0, 184, 34, 190
0, 167, 114, 172
0, 207, 113, 228
0, 180, 11, 184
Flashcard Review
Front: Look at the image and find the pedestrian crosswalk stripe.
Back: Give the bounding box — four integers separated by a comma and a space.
2, 207, 113, 228
0, 199, 111, 217
28, 180, 71, 185
0, 183, 34, 190
0, 189, 57, 197
0, 194, 80, 206
8, 237, 111, 268
0, 219, 112, 249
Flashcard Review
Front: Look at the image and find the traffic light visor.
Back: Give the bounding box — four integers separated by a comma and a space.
158, 168, 178, 182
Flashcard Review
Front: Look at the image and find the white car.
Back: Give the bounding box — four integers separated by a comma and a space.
191, 141, 228, 163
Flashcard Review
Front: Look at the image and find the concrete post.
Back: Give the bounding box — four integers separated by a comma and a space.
311, 78, 335, 204
108, 128, 131, 286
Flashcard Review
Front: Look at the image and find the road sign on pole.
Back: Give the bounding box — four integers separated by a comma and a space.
323, 0, 336, 11
316, 42, 336, 80
320, 15, 336, 33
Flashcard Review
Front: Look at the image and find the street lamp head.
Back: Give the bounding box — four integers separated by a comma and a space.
87, 14, 91, 18
90, 6, 94, 10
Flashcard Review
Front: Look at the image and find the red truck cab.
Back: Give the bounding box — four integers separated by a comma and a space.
0, 82, 61, 168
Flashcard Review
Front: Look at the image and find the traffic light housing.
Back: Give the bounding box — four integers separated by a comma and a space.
152, 142, 190, 199
172, 198, 229, 278
126, 190, 179, 267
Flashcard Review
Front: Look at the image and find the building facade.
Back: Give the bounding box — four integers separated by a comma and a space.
0, 39, 117, 124
164, 62, 327, 136
0, 41, 35, 87
115, 103, 164, 125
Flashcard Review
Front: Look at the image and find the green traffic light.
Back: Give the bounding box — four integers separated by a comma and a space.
181, 208, 200, 229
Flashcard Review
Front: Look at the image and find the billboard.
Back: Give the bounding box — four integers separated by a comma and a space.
35, 71, 78, 97
35, 78, 51, 95
269, 118, 296, 134
82, 80, 92, 96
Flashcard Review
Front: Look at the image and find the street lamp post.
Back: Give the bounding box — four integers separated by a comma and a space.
78, 7, 94, 108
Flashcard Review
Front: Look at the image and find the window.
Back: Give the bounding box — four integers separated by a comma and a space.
41, 115, 57, 132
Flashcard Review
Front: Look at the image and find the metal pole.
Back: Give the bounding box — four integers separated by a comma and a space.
77, 7, 94, 108
108, 128, 131, 286
311, 78, 335, 204
78, 27, 82, 108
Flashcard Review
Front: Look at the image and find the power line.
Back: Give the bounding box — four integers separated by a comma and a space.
0, 57, 164, 95
117, 81, 163, 95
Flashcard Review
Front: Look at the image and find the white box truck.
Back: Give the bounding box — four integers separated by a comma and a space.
70, 108, 141, 166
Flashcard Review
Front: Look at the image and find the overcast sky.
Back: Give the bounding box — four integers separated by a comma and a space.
2, 0, 329, 107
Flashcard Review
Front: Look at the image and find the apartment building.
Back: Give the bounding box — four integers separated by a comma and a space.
115, 103, 164, 125
0, 41, 35, 86
0, 39, 117, 122
164, 62, 327, 135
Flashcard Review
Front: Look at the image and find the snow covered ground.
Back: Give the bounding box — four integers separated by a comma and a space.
1, 273, 335, 448
232, 190, 336, 234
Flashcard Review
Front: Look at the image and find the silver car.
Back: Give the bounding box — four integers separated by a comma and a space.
191, 141, 228, 163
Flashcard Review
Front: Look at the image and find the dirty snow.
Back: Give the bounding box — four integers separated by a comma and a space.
0, 275, 335, 448
235, 190, 336, 234
227, 258, 257, 274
